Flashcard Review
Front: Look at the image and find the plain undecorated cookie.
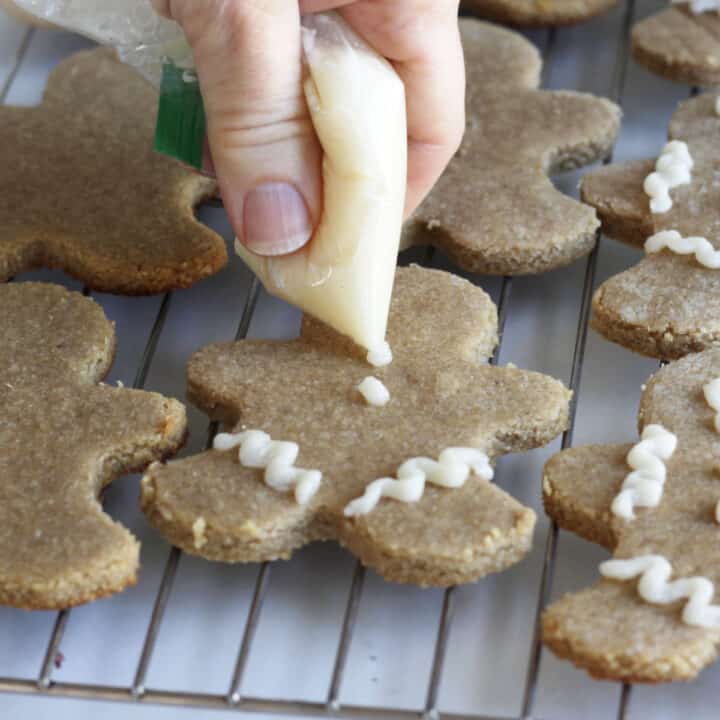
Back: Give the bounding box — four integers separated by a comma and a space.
0, 48, 226, 294
633, 6, 720, 86
461, 0, 618, 26
0, 282, 187, 609
543, 349, 720, 682
141, 266, 571, 587
401, 19, 621, 276
582, 91, 720, 360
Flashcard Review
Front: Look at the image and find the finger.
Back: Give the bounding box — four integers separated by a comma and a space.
298, 0, 355, 12
161, 0, 322, 256
340, 2, 465, 216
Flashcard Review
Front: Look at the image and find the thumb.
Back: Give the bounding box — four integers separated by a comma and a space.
157, 0, 322, 256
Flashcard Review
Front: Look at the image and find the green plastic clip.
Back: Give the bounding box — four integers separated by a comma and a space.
154, 61, 206, 170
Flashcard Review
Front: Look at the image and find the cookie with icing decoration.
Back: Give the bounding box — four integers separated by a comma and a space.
633, 4, 720, 86
582, 91, 720, 360
141, 265, 571, 587
460, 0, 618, 27
543, 348, 720, 682
0, 282, 187, 609
400, 19, 621, 275
0, 48, 226, 294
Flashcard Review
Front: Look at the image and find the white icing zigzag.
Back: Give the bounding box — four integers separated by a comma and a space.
600, 555, 720, 628
611, 424, 677, 520
646, 230, 720, 269
344, 448, 493, 517
214, 430, 322, 505
643, 141, 693, 214
703, 378, 720, 433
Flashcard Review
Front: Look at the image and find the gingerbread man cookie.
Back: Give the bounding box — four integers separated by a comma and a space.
633, 4, 720, 86
0, 282, 187, 609
543, 348, 720, 682
460, 0, 618, 27
0, 48, 226, 294
582, 91, 720, 360
400, 19, 621, 276
141, 266, 571, 587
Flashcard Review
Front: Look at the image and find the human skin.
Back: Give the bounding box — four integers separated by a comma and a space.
151, 0, 464, 256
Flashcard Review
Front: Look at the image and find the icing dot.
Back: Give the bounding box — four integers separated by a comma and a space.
213, 430, 322, 504
645, 230, 720, 269
601, 555, 720, 628
611, 424, 677, 520
643, 141, 693, 214
344, 448, 493, 517
367, 341, 393, 367
358, 376, 390, 406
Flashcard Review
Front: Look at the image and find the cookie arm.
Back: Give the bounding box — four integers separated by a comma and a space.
543, 444, 630, 550
473, 366, 571, 454
141, 450, 312, 562
633, 8, 720, 88
580, 159, 655, 248
592, 253, 720, 361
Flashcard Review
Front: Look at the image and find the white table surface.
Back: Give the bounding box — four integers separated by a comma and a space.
0, 2, 714, 719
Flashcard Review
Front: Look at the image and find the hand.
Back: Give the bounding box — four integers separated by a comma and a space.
152, 0, 464, 257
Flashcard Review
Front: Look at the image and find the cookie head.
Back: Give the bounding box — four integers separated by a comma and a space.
142, 265, 571, 587
0, 283, 187, 609
401, 19, 621, 276
543, 349, 720, 681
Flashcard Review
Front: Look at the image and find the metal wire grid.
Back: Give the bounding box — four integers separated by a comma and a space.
0, 5, 643, 718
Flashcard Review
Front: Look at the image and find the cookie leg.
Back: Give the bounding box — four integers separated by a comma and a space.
543, 579, 720, 682
339, 480, 536, 587
141, 451, 315, 562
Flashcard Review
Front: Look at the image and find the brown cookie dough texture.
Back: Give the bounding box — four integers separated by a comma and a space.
582, 91, 720, 360
400, 19, 621, 276
0, 48, 226, 294
141, 266, 571, 587
461, 0, 617, 26
0, 283, 187, 609
543, 349, 720, 682
633, 6, 720, 86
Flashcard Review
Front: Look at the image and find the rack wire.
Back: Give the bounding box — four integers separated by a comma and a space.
0, 4, 666, 718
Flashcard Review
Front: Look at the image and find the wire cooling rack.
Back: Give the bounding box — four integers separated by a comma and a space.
0, 3, 714, 719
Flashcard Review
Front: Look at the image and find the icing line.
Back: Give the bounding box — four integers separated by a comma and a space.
611, 424, 677, 520
344, 448, 493, 517
646, 230, 720, 269
600, 555, 720, 629
213, 430, 322, 505
643, 140, 693, 214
